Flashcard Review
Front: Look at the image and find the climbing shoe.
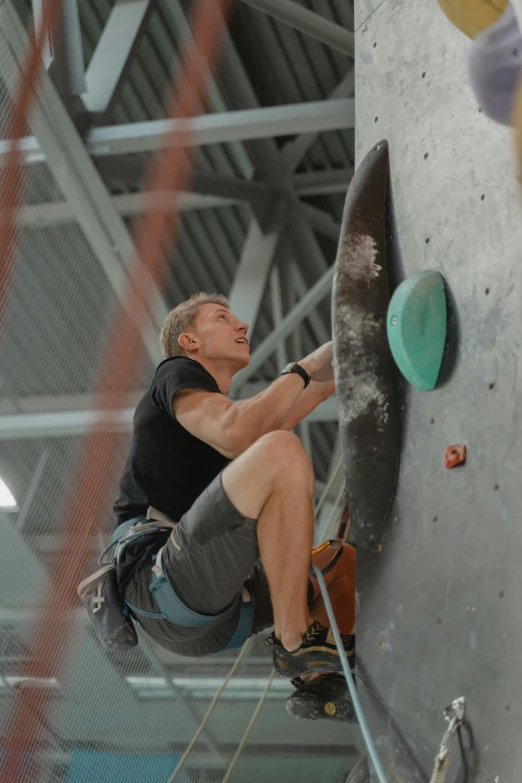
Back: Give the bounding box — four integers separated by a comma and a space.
286, 673, 357, 723
264, 621, 355, 679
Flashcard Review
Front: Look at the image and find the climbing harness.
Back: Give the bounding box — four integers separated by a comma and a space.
78, 510, 254, 653
429, 697, 466, 783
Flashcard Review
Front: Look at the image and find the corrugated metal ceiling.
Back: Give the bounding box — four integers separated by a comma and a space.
2, 0, 353, 531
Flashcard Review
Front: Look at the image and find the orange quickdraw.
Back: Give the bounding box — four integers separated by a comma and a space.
311, 540, 331, 557
310, 497, 350, 578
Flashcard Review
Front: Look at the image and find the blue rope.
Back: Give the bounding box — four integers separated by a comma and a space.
312, 566, 389, 783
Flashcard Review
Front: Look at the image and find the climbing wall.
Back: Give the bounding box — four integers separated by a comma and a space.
354, 1, 522, 780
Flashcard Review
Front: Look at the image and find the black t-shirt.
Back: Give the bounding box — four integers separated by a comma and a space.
114, 357, 230, 524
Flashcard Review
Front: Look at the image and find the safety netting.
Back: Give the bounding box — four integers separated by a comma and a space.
0, 1, 362, 781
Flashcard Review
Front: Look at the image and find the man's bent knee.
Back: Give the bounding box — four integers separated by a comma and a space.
255, 429, 303, 455
254, 431, 314, 487
222, 430, 314, 520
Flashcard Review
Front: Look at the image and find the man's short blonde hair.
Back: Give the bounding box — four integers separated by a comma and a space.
160, 292, 230, 358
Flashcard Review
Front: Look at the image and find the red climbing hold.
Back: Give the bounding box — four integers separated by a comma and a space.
445, 445, 467, 469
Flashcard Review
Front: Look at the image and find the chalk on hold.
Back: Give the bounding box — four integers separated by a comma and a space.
445, 445, 467, 469
387, 270, 447, 391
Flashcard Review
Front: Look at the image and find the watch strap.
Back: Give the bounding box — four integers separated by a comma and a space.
281, 362, 310, 389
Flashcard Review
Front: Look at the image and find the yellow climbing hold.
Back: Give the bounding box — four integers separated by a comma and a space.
437, 0, 508, 39
324, 701, 336, 717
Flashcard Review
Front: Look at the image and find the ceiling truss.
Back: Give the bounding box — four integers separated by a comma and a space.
0, 0, 353, 490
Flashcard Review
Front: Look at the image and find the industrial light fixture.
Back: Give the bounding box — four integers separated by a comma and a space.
0, 477, 16, 509
125, 676, 292, 701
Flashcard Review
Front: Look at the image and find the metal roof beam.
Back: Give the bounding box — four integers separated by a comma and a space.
217, 31, 332, 278
0, 1, 164, 364
292, 265, 331, 347
229, 200, 288, 336
293, 166, 354, 196
83, 0, 156, 118
239, 0, 354, 58
166, 0, 254, 181
95, 158, 272, 220
190, 169, 272, 202
20, 187, 342, 230
0, 100, 354, 162
282, 69, 355, 173
0, 383, 269, 417
301, 204, 341, 242
0, 397, 337, 438
20, 192, 243, 227
87, 99, 354, 155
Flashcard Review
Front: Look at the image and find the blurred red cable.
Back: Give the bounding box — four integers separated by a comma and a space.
0, 0, 233, 779
0, 0, 65, 329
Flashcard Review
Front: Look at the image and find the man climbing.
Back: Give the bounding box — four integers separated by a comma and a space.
114, 291, 356, 722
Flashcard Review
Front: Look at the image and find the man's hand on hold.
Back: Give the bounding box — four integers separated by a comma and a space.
300, 341, 334, 383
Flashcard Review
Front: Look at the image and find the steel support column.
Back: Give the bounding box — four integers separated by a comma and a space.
83, 0, 155, 118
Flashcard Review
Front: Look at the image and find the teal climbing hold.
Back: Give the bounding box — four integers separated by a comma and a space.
387, 270, 447, 391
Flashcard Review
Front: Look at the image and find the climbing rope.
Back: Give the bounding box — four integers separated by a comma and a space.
167, 638, 253, 782
312, 567, 389, 783
220, 669, 276, 783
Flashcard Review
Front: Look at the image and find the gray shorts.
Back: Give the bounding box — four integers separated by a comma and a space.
120, 473, 275, 657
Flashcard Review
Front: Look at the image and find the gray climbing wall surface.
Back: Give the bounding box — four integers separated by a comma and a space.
354, 1, 522, 781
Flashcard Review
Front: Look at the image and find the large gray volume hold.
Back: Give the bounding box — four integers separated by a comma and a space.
332, 140, 400, 550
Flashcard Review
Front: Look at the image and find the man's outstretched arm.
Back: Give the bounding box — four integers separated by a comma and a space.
280, 378, 335, 432
173, 342, 335, 458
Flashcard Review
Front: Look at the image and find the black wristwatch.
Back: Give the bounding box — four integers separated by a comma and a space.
280, 362, 311, 389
